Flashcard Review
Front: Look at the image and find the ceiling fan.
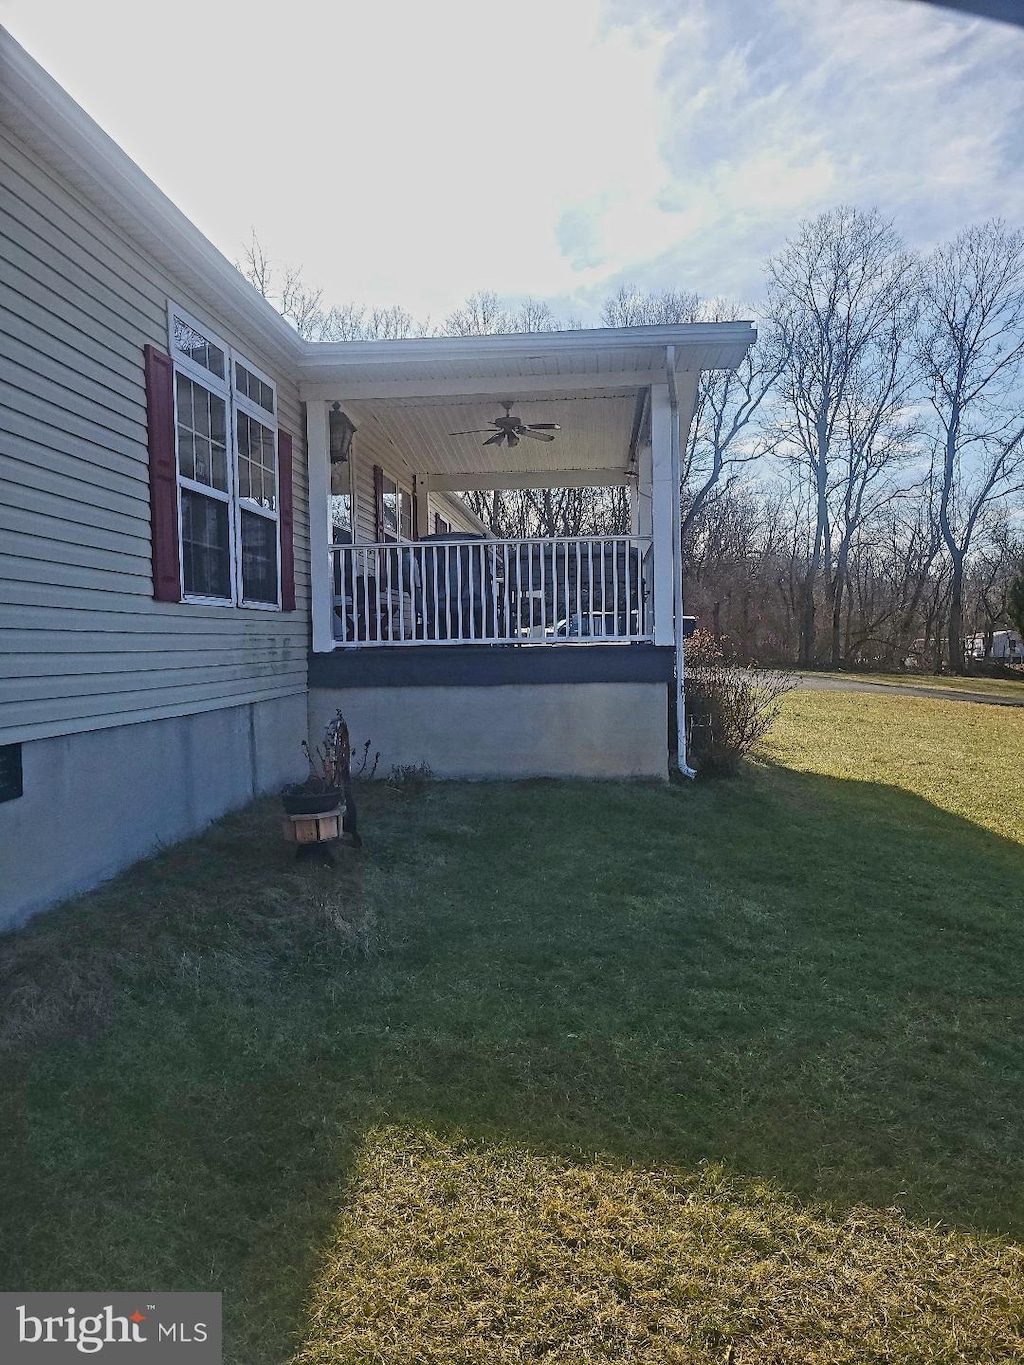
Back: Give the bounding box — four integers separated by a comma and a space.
449, 401, 561, 449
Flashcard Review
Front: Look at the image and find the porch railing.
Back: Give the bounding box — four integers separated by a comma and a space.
330, 536, 654, 646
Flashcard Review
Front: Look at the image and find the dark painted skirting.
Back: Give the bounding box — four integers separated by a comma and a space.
308, 644, 675, 689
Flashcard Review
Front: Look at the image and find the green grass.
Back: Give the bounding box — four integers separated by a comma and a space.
764, 689, 1024, 842
807, 669, 1024, 699
2, 692, 1023, 1362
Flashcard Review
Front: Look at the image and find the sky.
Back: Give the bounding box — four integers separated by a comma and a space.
3, 0, 1023, 327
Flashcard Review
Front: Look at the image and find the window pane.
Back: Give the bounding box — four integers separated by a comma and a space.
261, 425, 277, 510
176, 374, 228, 491
241, 509, 278, 604
193, 389, 210, 438
194, 436, 212, 485
172, 315, 225, 379
211, 438, 228, 492
210, 395, 226, 447
234, 361, 275, 414
237, 413, 276, 509
181, 489, 231, 599
175, 372, 193, 429
331, 493, 352, 538
382, 489, 399, 538
177, 425, 195, 481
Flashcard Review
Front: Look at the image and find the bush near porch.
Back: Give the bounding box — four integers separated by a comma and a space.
1, 693, 1023, 1363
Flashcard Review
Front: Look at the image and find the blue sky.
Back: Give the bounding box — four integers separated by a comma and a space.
3, 0, 1022, 324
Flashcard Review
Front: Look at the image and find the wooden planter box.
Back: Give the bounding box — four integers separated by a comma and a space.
282, 807, 344, 845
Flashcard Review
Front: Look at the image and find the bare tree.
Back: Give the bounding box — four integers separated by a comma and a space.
319, 303, 424, 341
440, 291, 516, 337
238, 233, 428, 340
1009, 560, 1024, 638
765, 206, 920, 666
919, 220, 1024, 671
512, 298, 558, 333
964, 514, 1024, 656
825, 367, 921, 666
237, 232, 328, 340
682, 303, 784, 546
239, 231, 273, 298
601, 284, 701, 327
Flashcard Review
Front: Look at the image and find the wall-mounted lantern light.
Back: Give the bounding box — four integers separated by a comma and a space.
329, 403, 356, 464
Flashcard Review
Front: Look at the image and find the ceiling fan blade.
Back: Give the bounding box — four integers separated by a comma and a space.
483, 431, 505, 446
525, 423, 560, 430
521, 428, 555, 441
449, 429, 495, 436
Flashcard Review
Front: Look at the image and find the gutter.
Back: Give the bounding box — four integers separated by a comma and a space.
666, 346, 697, 780
296, 321, 757, 372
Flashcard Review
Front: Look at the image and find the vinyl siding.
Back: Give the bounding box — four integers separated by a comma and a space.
349, 418, 410, 544
0, 125, 311, 745
347, 420, 486, 542
428, 493, 486, 537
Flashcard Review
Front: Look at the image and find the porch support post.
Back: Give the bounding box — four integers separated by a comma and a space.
635, 436, 652, 539
649, 384, 675, 647
413, 474, 430, 538
307, 399, 334, 654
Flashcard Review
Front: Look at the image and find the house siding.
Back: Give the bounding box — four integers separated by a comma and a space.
0, 125, 311, 746
428, 493, 484, 537
345, 417, 484, 543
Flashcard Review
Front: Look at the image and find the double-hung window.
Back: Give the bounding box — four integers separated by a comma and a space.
377, 469, 413, 543
169, 303, 280, 607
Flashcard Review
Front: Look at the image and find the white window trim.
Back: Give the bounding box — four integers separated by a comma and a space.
168, 301, 281, 610
378, 467, 414, 544
330, 453, 354, 542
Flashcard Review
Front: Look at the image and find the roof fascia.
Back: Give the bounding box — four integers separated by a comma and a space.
297, 321, 756, 378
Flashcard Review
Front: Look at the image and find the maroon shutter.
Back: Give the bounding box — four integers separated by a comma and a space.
145, 344, 181, 602
278, 429, 295, 611
373, 464, 385, 542
411, 487, 420, 541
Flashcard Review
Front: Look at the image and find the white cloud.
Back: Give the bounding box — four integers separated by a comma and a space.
3, 0, 1023, 322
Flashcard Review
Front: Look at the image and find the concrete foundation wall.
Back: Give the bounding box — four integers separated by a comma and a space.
310, 683, 669, 781
0, 694, 308, 932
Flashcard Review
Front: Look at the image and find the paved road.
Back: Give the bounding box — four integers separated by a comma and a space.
795, 674, 1024, 708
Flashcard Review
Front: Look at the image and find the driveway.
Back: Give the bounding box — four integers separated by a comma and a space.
795, 674, 1024, 708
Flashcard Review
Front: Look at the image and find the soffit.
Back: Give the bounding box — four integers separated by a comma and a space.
343, 389, 640, 477
297, 323, 757, 400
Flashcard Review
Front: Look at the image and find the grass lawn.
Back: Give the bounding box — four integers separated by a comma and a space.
806, 669, 1024, 700
2, 692, 1023, 1362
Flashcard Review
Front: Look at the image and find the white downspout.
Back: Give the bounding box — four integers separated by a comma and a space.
666, 346, 697, 779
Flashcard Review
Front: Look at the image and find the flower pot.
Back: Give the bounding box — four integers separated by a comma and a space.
282, 808, 345, 846
281, 786, 343, 816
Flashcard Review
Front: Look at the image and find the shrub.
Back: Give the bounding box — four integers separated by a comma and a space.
387, 762, 434, 794
683, 630, 795, 775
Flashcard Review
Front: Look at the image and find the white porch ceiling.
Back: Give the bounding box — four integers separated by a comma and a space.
342, 389, 641, 478
300, 321, 755, 484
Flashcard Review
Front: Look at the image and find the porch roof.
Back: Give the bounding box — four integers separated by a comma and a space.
297, 322, 754, 399
298, 321, 755, 484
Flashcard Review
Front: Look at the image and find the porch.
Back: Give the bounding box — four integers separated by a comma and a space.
296, 324, 755, 777
329, 535, 653, 646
